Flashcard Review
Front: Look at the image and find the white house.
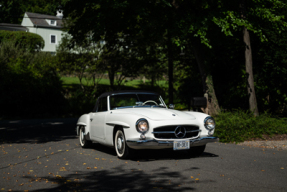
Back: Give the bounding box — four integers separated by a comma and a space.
21, 11, 64, 54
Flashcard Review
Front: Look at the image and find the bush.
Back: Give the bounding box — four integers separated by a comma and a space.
0, 31, 44, 52
0, 41, 65, 118
214, 110, 287, 143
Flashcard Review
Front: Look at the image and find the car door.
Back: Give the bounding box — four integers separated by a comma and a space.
90, 97, 108, 140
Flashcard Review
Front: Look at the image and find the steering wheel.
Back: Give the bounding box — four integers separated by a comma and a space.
142, 100, 158, 106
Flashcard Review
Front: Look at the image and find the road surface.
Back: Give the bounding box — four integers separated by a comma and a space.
0, 118, 286, 191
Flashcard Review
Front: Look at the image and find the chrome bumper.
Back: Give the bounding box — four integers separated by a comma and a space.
126, 136, 219, 148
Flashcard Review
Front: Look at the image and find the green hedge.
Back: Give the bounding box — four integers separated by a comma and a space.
214, 110, 287, 143
0, 41, 65, 118
0, 31, 44, 52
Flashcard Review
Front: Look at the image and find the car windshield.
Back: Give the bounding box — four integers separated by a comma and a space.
109, 93, 166, 110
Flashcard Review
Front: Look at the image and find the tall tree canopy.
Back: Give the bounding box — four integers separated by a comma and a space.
62, 0, 287, 115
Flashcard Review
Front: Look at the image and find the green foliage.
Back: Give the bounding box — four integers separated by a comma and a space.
0, 0, 65, 24
173, 43, 202, 109
56, 33, 104, 97
0, 41, 65, 117
2, 0, 281, 118
252, 29, 287, 115
62, 86, 98, 116
62, 0, 287, 112
214, 110, 287, 143
98, 43, 143, 90
138, 43, 168, 88
206, 24, 287, 115
0, 31, 44, 52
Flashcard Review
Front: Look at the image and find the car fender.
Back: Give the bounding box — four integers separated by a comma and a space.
184, 111, 213, 135
76, 114, 91, 138
106, 121, 130, 128
104, 113, 143, 146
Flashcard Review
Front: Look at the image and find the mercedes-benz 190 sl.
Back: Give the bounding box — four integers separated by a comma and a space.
76, 90, 219, 159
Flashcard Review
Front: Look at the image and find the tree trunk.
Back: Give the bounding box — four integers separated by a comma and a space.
243, 27, 259, 116
241, 0, 259, 116
108, 66, 115, 90
192, 37, 220, 115
167, 29, 174, 104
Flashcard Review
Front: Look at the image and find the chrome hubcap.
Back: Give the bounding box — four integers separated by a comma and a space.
117, 137, 123, 150
80, 130, 84, 144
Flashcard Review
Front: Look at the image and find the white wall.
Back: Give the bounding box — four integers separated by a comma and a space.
21, 14, 64, 53
21, 13, 33, 27
35, 28, 63, 52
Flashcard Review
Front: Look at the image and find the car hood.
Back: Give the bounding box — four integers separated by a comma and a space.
115, 108, 196, 120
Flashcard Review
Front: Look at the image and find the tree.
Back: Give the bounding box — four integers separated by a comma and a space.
97, 33, 146, 90
240, 0, 258, 116
62, 0, 287, 115
0, 41, 64, 117
170, 0, 287, 115
57, 33, 103, 97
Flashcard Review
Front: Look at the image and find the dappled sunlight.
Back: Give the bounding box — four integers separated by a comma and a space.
21, 165, 199, 191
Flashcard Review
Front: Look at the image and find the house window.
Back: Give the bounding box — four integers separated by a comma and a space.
50, 35, 56, 44
50, 20, 57, 26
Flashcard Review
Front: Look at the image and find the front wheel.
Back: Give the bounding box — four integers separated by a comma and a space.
114, 129, 130, 159
79, 126, 92, 148
190, 145, 206, 157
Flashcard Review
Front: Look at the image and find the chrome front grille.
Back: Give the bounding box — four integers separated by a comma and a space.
152, 125, 200, 139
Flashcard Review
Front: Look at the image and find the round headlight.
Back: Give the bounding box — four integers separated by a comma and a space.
204, 116, 215, 130
136, 119, 149, 133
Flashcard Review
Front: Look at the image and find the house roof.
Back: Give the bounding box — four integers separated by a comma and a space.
0, 23, 28, 31
25, 12, 63, 29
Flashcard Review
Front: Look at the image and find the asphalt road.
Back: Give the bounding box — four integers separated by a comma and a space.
0, 118, 286, 192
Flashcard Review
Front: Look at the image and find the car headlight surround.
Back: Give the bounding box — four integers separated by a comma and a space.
136, 118, 149, 133
204, 116, 215, 130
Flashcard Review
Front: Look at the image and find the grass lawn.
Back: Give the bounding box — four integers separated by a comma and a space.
61, 76, 168, 88
61, 76, 110, 85
60, 76, 186, 110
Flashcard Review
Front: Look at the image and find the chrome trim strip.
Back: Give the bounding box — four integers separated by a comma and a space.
126, 136, 219, 147
152, 129, 201, 134
152, 131, 175, 134
186, 130, 201, 133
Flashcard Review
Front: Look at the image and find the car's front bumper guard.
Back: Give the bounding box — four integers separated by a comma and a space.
127, 136, 219, 147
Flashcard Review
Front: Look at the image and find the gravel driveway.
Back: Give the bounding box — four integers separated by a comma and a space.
238, 140, 287, 150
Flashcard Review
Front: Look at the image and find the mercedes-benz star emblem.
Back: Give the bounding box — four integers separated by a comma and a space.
174, 126, 186, 138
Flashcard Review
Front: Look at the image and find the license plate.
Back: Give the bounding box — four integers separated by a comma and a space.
173, 140, 190, 150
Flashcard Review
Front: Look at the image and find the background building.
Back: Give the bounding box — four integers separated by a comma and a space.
21, 11, 64, 54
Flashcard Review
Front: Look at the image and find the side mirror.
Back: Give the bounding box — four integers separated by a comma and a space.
169, 104, 175, 109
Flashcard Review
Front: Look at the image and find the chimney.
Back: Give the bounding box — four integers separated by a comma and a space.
56, 10, 63, 19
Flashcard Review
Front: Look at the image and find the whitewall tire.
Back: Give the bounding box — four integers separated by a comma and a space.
114, 129, 130, 159
79, 126, 91, 148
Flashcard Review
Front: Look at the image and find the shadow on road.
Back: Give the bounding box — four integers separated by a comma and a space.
21, 165, 213, 191
0, 118, 77, 144
129, 149, 219, 161
88, 143, 219, 161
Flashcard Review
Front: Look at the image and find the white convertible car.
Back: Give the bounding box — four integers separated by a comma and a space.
76, 90, 219, 159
